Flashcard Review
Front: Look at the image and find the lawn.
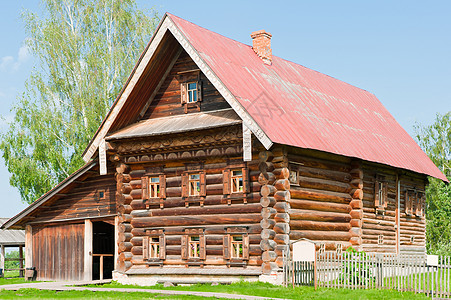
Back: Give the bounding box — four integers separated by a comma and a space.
0, 289, 228, 299
85, 280, 428, 299
0, 276, 30, 285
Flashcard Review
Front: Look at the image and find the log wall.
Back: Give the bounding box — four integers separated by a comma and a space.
361, 163, 427, 254
287, 148, 354, 251
116, 151, 263, 272
30, 173, 117, 224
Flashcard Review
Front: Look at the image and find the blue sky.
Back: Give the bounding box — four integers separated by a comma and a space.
0, 0, 450, 218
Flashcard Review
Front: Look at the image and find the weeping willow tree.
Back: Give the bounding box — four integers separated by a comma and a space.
415, 112, 451, 255
1, 0, 160, 204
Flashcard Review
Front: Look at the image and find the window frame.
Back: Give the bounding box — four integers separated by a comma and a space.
223, 227, 249, 264
179, 71, 203, 113
374, 175, 388, 213
181, 228, 206, 263
142, 229, 166, 263
182, 170, 206, 206
223, 163, 250, 204
142, 174, 166, 209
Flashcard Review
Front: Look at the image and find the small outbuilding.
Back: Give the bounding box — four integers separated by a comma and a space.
0, 218, 25, 277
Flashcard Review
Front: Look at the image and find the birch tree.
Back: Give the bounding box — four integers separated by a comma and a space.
415, 112, 451, 254
1, 0, 159, 203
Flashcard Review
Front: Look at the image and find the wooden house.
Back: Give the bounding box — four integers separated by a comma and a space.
2, 13, 447, 284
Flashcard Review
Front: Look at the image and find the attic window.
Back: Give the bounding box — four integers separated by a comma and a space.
180, 75, 203, 113
187, 82, 198, 103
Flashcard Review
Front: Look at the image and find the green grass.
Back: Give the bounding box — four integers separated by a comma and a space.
0, 288, 229, 299
0, 277, 31, 285
85, 280, 428, 299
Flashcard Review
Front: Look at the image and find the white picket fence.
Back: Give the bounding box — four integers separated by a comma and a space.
284, 251, 451, 298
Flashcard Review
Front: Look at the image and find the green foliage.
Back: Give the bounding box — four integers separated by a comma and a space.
340, 247, 374, 286
415, 112, 451, 255
4, 250, 21, 270
0, 0, 160, 204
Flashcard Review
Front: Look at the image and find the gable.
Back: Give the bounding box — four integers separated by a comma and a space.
141, 50, 231, 120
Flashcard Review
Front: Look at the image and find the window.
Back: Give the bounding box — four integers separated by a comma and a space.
223, 228, 249, 262
96, 189, 105, 201
187, 82, 197, 103
375, 176, 388, 212
231, 236, 243, 259
223, 166, 249, 204
231, 170, 244, 193
181, 229, 206, 261
189, 174, 201, 196
142, 175, 166, 200
189, 236, 200, 258
180, 76, 203, 113
410, 236, 415, 244
318, 243, 326, 254
405, 190, 424, 217
149, 177, 160, 198
142, 231, 166, 261
336, 243, 343, 255
378, 235, 384, 245
150, 237, 160, 258
142, 174, 166, 208
289, 169, 298, 185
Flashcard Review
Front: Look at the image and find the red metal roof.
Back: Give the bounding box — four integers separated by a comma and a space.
168, 13, 447, 181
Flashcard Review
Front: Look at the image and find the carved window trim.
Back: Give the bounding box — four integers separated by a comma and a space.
182, 170, 206, 207
223, 227, 249, 266
405, 189, 424, 218
223, 162, 249, 205
142, 229, 166, 264
142, 174, 166, 209
179, 70, 203, 113
181, 228, 206, 264
375, 175, 388, 213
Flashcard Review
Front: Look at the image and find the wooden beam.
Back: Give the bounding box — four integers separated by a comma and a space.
25, 225, 32, 269
84, 220, 93, 281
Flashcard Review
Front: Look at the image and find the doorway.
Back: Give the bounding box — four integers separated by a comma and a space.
92, 221, 114, 280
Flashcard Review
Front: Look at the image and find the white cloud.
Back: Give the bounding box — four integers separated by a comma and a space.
0, 56, 14, 70
0, 43, 30, 72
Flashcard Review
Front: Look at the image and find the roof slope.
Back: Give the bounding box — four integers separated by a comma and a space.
0, 218, 24, 245
168, 13, 446, 181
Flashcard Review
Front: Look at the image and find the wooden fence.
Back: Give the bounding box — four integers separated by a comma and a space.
284, 251, 451, 298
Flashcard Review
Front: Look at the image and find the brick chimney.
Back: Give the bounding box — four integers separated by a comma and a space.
251, 30, 272, 65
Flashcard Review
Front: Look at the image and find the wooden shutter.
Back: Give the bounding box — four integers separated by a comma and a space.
223, 235, 230, 259
374, 181, 380, 208
223, 169, 231, 195
243, 234, 250, 260
197, 80, 203, 102
180, 83, 187, 104
181, 173, 188, 198
142, 236, 149, 260
405, 191, 412, 215
415, 193, 423, 217
159, 174, 166, 199
142, 177, 149, 200
181, 235, 188, 259
382, 183, 388, 208
199, 234, 206, 260
159, 235, 166, 260
242, 167, 249, 193
200, 171, 207, 197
